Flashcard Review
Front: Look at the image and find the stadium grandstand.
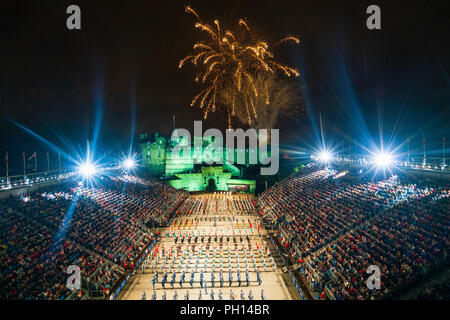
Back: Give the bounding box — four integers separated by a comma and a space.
0, 156, 448, 300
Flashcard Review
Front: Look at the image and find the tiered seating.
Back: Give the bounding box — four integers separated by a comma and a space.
79, 175, 187, 224
310, 195, 449, 300
258, 165, 449, 299
0, 174, 187, 300
259, 168, 403, 254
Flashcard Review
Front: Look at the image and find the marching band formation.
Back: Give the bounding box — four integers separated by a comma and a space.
136, 193, 277, 300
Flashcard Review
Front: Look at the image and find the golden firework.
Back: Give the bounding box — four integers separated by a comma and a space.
180, 5, 300, 127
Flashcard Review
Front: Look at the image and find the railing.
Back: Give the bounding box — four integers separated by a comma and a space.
108, 238, 158, 300
292, 243, 303, 260
0, 164, 122, 192
269, 235, 287, 266
268, 235, 308, 299
325, 283, 336, 300
336, 155, 449, 173
287, 268, 305, 299
0, 170, 75, 191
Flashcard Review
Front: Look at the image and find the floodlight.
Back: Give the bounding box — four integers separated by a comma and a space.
78, 161, 97, 177
123, 158, 136, 170
373, 152, 393, 168
317, 151, 332, 162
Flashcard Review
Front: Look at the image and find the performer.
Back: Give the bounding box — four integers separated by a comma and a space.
141, 290, 146, 300
246, 271, 250, 286
151, 291, 156, 301
162, 272, 168, 288
228, 271, 233, 287
240, 290, 245, 300
261, 289, 265, 300
190, 271, 195, 288
257, 271, 262, 286
248, 290, 253, 300
200, 271, 204, 288
170, 272, 176, 288
179, 271, 185, 287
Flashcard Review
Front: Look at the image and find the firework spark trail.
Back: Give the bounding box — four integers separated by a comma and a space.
180, 5, 300, 127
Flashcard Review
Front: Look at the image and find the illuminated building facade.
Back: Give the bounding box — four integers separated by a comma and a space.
139, 132, 257, 193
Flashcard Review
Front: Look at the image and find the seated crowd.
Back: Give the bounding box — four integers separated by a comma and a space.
0, 174, 186, 299
259, 165, 449, 299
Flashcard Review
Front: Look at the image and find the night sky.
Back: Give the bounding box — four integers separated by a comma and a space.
0, 0, 449, 175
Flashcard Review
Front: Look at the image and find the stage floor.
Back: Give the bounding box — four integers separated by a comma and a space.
118, 193, 299, 300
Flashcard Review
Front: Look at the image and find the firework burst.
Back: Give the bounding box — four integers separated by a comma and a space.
180, 5, 300, 127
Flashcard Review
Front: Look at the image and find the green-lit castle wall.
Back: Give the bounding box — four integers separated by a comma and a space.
139, 133, 168, 176
139, 132, 258, 194
168, 166, 256, 193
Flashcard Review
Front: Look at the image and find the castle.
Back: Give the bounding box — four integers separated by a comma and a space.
138, 132, 257, 193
